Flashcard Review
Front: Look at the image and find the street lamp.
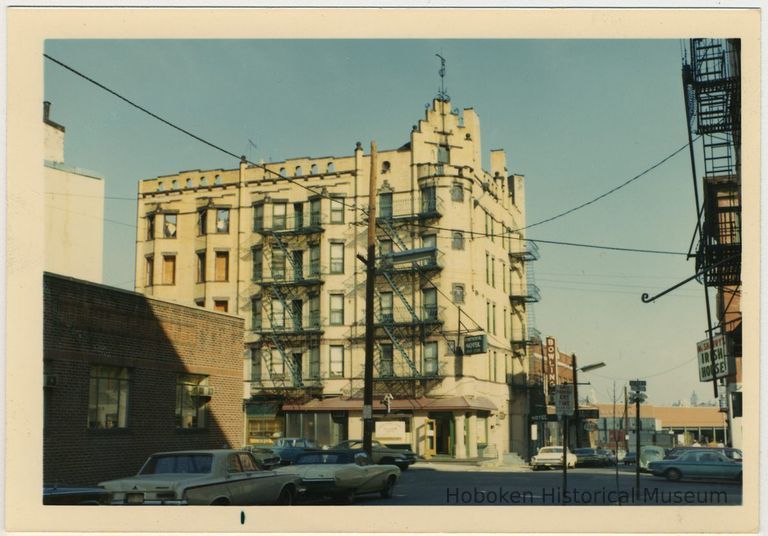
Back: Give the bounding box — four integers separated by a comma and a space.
572, 355, 606, 448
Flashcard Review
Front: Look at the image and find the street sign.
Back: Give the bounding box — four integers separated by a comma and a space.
629, 380, 647, 392
464, 334, 488, 355
553, 384, 574, 416
696, 335, 733, 382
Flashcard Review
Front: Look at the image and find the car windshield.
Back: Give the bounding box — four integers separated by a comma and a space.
540, 447, 562, 454
295, 453, 354, 465
140, 454, 213, 474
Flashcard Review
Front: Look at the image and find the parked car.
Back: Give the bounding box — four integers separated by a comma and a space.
639, 446, 666, 471
43, 486, 110, 505
270, 437, 323, 465
622, 451, 637, 465
573, 448, 602, 467
530, 446, 577, 470
595, 448, 617, 465
276, 450, 400, 503
99, 449, 303, 505
665, 446, 742, 463
242, 446, 282, 470
332, 440, 417, 471
648, 450, 742, 482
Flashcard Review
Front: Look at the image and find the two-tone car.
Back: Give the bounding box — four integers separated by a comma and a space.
99, 449, 303, 505
276, 450, 400, 503
648, 449, 742, 482
332, 440, 417, 471
530, 446, 577, 470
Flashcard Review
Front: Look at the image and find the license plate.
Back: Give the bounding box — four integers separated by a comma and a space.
126, 493, 144, 505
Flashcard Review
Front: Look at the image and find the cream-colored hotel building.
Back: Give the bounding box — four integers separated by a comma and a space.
135, 98, 539, 460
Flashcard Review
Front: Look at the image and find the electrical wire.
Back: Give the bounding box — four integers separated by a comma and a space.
590, 356, 698, 382
44, 53, 365, 214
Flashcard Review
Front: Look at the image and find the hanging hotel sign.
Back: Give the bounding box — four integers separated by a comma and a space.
697, 334, 733, 382
464, 334, 488, 355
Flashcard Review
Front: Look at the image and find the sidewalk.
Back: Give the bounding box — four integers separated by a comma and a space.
416, 454, 532, 473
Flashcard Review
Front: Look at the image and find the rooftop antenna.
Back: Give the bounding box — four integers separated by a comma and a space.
436, 53, 449, 102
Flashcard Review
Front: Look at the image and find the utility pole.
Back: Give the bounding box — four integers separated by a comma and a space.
623, 385, 629, 454
362, 141, 378, 459
635, 392, 641, 492
572, 353, 580, 449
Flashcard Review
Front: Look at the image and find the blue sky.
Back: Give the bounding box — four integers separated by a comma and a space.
44, 39, 717, 405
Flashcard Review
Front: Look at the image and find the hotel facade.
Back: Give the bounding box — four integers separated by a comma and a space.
134, 98, 539, 460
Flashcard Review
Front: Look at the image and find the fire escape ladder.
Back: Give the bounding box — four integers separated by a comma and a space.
380, 324, 420, 377
378, 217, 409, 251
380, 270, 419, 322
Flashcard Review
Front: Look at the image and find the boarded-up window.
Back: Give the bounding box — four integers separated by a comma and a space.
163, 255, 176, 285
215, 251, 229, 282
214, 300, 228, 313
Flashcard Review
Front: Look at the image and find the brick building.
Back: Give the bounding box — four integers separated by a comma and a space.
43, 273, 244, 486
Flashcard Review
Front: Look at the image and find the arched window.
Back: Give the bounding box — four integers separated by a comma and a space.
326, 162, 335, 174
452, 231, 465, 250
295, 166, 303, 177
186, 178, 193, 188
382, 161, 391, 174
157, 182, 165, 192
279, 168, 287, 177
200, 176, 208, 187
310, 163, 318, 175
214, 175, 222, 186
171, 180, 179, 190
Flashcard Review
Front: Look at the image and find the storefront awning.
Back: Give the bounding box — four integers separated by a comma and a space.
283, 395, 498, 413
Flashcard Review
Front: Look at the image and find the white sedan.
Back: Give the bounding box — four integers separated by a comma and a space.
276, 450, 400, 503
530, 446, 577, 470
99, 449, 303, 505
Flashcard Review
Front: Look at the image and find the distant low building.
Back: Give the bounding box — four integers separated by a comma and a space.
43, 102, 104, 282
43, 273, 244, 486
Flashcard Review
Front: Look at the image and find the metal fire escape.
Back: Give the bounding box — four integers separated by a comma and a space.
509, 237, 541, 358
354, 176, 448, 399
683, 39, 741, 288
251, 201, 325, 401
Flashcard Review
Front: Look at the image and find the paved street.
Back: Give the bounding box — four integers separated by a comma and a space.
346, 464, 742, 506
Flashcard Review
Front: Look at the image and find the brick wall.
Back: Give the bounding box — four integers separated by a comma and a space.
43, 273, 244, 486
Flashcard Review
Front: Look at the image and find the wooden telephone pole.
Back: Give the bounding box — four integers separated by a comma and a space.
362, 142, 378, 458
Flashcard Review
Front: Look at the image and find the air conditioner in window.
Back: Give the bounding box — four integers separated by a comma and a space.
190, 385, 214, 398
44, 374, 57, 388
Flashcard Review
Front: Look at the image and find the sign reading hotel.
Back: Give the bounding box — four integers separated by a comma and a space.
464, 334, 488, 355
375, 420, 406, 441
696, 334, 733, 382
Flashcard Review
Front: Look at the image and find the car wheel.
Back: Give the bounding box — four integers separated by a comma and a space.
276, 486, 295, 506
210, 497, 231, 506
665, 468, 682, 482
380, 476, 396, 499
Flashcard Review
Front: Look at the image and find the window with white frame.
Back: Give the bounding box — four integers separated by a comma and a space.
329, 294, 344, 325
272, 203, 287, 230
330, 196, 345, 224
330, 243, 344, 274
329, 345, 344, 377
423, 342, 438, 375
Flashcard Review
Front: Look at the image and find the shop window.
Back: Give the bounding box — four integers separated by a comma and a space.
88, 366, 130, 429
215, 251, 229, 282
329, 294, 344, 325
330, 196, 345, 224
330, 243, 344, 274
329, 345, 344, 377
163, 255, 176, 285
196, 251, 206, 283
175, 374, 210, 429
216, 208, 230, 233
